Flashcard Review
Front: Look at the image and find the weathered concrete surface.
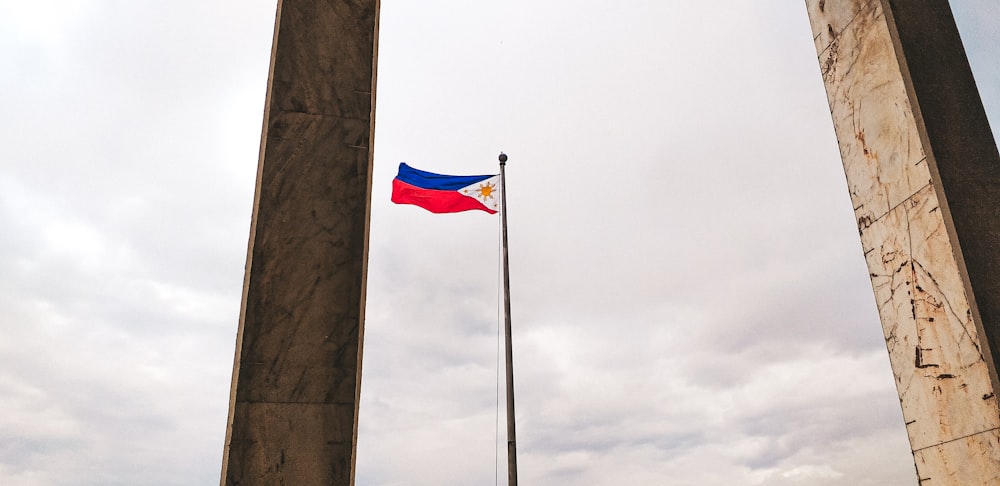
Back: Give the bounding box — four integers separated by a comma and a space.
220, 0, 379, 484
807, 0, 1000, 482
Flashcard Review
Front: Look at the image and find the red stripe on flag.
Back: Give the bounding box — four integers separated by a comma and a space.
391, 179, 497, 214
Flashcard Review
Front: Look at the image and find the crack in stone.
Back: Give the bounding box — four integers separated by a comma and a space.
913, 259, 984, 362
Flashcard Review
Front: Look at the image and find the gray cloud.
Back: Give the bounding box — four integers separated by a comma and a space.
1, 0, 997, 485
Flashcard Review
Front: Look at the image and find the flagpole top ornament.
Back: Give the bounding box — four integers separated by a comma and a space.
499, 152, 508, 165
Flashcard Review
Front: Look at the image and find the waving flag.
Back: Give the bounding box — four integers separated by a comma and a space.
391, 163, 500, 214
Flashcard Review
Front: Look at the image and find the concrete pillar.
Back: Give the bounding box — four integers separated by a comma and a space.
220, 0, 379, 484
806, 0, 1000, 482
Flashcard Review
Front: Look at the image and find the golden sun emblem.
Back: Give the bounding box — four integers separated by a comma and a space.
471, 181, 497, 202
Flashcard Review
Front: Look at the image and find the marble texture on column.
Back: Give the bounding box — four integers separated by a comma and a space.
817, 0, 929, 229
807, 0, 1000, 481
220, 0, 378, 484
862, 185, 999, 451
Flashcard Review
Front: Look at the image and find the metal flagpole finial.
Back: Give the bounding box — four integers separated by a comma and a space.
499, 152, 508, 165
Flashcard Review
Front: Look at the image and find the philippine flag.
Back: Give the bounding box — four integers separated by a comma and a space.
391, 163, 500, 214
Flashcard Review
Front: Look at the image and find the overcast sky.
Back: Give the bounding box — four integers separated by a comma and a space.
1, 1, 998, 485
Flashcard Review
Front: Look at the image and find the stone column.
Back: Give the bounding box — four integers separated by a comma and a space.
220, 0, 379, 484
806, 0, 1000, 482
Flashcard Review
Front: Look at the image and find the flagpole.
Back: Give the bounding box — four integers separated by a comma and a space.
498, 152, 518, 486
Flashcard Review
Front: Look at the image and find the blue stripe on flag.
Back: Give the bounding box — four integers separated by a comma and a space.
395, 163, 496, 191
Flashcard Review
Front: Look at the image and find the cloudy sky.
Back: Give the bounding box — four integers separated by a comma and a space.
1, 1, 998, 485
